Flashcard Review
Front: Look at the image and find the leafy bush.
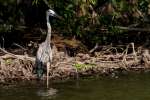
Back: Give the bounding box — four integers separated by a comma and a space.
0, 0, 149, 45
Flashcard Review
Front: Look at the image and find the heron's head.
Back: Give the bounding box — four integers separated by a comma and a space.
47, 9, 56, 16
46, 9, 62, 19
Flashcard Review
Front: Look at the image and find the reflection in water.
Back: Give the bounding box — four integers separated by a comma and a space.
37, 88, 57, 99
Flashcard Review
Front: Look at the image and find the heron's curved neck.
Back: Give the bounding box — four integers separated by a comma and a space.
46, 14, 51, 43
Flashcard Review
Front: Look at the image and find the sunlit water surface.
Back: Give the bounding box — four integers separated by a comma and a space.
1, 73, 150, 100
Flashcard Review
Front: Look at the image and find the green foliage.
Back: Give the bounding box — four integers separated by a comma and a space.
73, 63, 96, 71
5, 59, 12, 65
0, 0, 22, 33
0, 0, 150, 45
138, 0, 149, 12
32, 0, 39, 5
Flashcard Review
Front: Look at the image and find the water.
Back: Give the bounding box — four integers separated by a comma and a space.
1, 73, 150, 100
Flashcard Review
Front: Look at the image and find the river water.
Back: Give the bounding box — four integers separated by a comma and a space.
1, 73, 150, 100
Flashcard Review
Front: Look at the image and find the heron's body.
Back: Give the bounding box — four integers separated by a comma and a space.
35, 40, 52, 78
36, 42, 52, 63
35, 9, 58, 88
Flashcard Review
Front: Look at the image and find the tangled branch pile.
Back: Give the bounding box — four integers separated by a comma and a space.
0, 43, 150, 83
0, 54, 34, 82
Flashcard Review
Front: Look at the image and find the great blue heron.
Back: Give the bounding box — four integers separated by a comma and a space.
35, 9, 60, 88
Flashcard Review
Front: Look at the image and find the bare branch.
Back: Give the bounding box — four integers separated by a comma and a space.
0, 48, 35, 61
99, 26, 150, 32
89, 43, 99, 53
116, 26, 150, 32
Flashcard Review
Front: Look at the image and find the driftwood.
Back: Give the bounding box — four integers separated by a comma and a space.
100, 26, 150, 32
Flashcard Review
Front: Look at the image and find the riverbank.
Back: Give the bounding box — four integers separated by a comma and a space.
0, 43, 150, 83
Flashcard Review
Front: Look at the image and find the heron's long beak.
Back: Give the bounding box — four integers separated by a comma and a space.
54, 13, 63, 20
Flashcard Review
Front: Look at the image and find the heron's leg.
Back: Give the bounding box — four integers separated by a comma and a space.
47, 62, 50, 88
36, 61, 44, 79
